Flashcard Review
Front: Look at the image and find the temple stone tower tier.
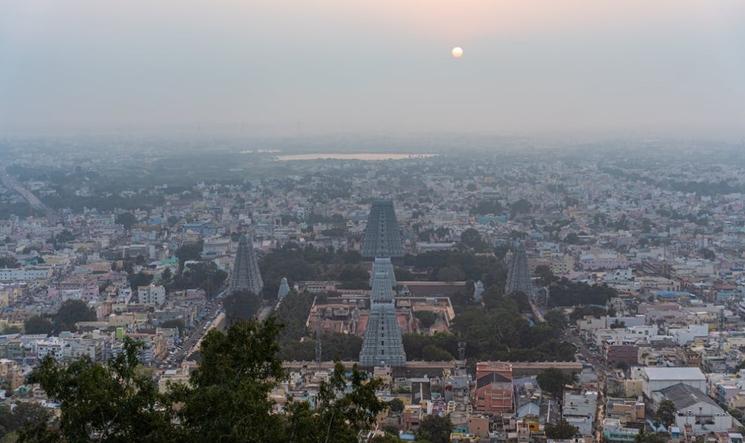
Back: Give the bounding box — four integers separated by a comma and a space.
362, 200, 404, 258
359, 255, 406, 367
505, 244, 533, 297
369, 257, 396, 295
359, 303, 407, 367
277, 277, 290, 300
228, 234, 263, 295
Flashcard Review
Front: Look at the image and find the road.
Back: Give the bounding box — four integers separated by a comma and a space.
257, 305, 274, 321
165, 290, 226, 365
0, 166, 59, 224
167, 291, 276, 364
565, 330, 611, 442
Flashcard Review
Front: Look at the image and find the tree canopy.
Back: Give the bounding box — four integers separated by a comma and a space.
53, 300, 96, 333
655, 399, 677, 428
537, 368, 574, 399
24, 318, 387, 443
544, 419, 578, 439
24, 315, 54, 335
416, 415, 452, 443
115, 212, 138, 230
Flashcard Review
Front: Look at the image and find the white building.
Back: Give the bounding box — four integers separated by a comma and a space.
653, 383, 733, 435
563, 391, 598, 436
117, 287, 133, 304
138, 284, 166, 306
0, 267, 51, 282
642, 367, 707, 397
36, 338, 65, 360
669, 324, 709, 345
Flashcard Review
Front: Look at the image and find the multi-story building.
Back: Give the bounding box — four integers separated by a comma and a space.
138, 284, 166, 306
0, 266, 51, 282
473, 362, 514, 415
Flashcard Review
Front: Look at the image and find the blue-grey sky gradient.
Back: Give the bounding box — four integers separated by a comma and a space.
1, 0, 744, 137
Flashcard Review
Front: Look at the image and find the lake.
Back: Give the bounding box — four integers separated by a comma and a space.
275, 153, 436, 161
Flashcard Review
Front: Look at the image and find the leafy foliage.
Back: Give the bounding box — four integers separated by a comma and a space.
53, 300, 96, 333
544, 419, 578, 439
0, 256, 20, 268
655, 399, 677, 428
159, 319, 185, 334
403, 333, 458, 361
28, 338, 178, 442
223, 290, 261, 325
471, 198, 503, 215
537, 368, 574, 399
175, 241, 203, 269
274, 291, 314, 343
402, 250, 504, 286
0, 403, 50, 440
115, 212, 138, 230
414, 311, 437, 329
128, 271, 153, 291
26, 319, 387, 443
170, 262, 227, 297
24, 316, 54, 335
548, 278, 617, 307
416, 415, 452, 443
452, 299, 575, 361
459, 228, 490, 252
258, 243, 362, 297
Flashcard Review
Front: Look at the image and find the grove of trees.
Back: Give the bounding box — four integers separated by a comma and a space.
23, 318, 386, 443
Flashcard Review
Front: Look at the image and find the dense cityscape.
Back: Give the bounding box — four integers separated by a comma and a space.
1, 141, 745, 442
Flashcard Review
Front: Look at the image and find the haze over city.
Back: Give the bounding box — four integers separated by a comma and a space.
6, 2, 745, 443
2, 0, 745, 138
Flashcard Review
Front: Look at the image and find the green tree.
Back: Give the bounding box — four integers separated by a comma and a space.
544, 419, 578, 439
655, 399, 677, 428
0, 256, 20, 269
537, 368, 573, 400
416, 415, 452, 443
172, 318, 386, 443
160, 319, 185, 334
128, 271, 153, 291
171, 262, 226, 297
170, 319, 286, 442
175, 241, 203, 269
564, 232, 582, 244
24, 316, 54, 335
283, 362, 386, 443
460, 228, 488, 252
0, 403, 50, 439
160, 267, 173, 285
509, 199, 532, 216
414, 311, 437, 329
223, 290, 261, 325
0, 325, 21, 334
436, 265, 465, 282
635, 428, 669, 443
53, 300, 96, 333
388, 398, 404, 414
56, 229, 75, 243
421, 345, 454, 361
25, 318, 387, 443
115, 212, 137, 230
534, 265, 556, 287
27, 337, 178, 442
544, 310, 568, 331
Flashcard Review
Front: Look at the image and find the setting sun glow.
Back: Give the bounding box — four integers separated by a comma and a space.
451, 46, 463, 58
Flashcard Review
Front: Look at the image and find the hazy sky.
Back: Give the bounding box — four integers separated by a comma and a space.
1, 0, 745, 138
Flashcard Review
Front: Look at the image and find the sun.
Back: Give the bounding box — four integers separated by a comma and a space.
451, 46, 463, 58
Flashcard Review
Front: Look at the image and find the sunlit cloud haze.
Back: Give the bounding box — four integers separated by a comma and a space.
1, 0, 745, 138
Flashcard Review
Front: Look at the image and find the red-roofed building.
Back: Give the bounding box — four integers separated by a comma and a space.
473, 362, 514, 415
